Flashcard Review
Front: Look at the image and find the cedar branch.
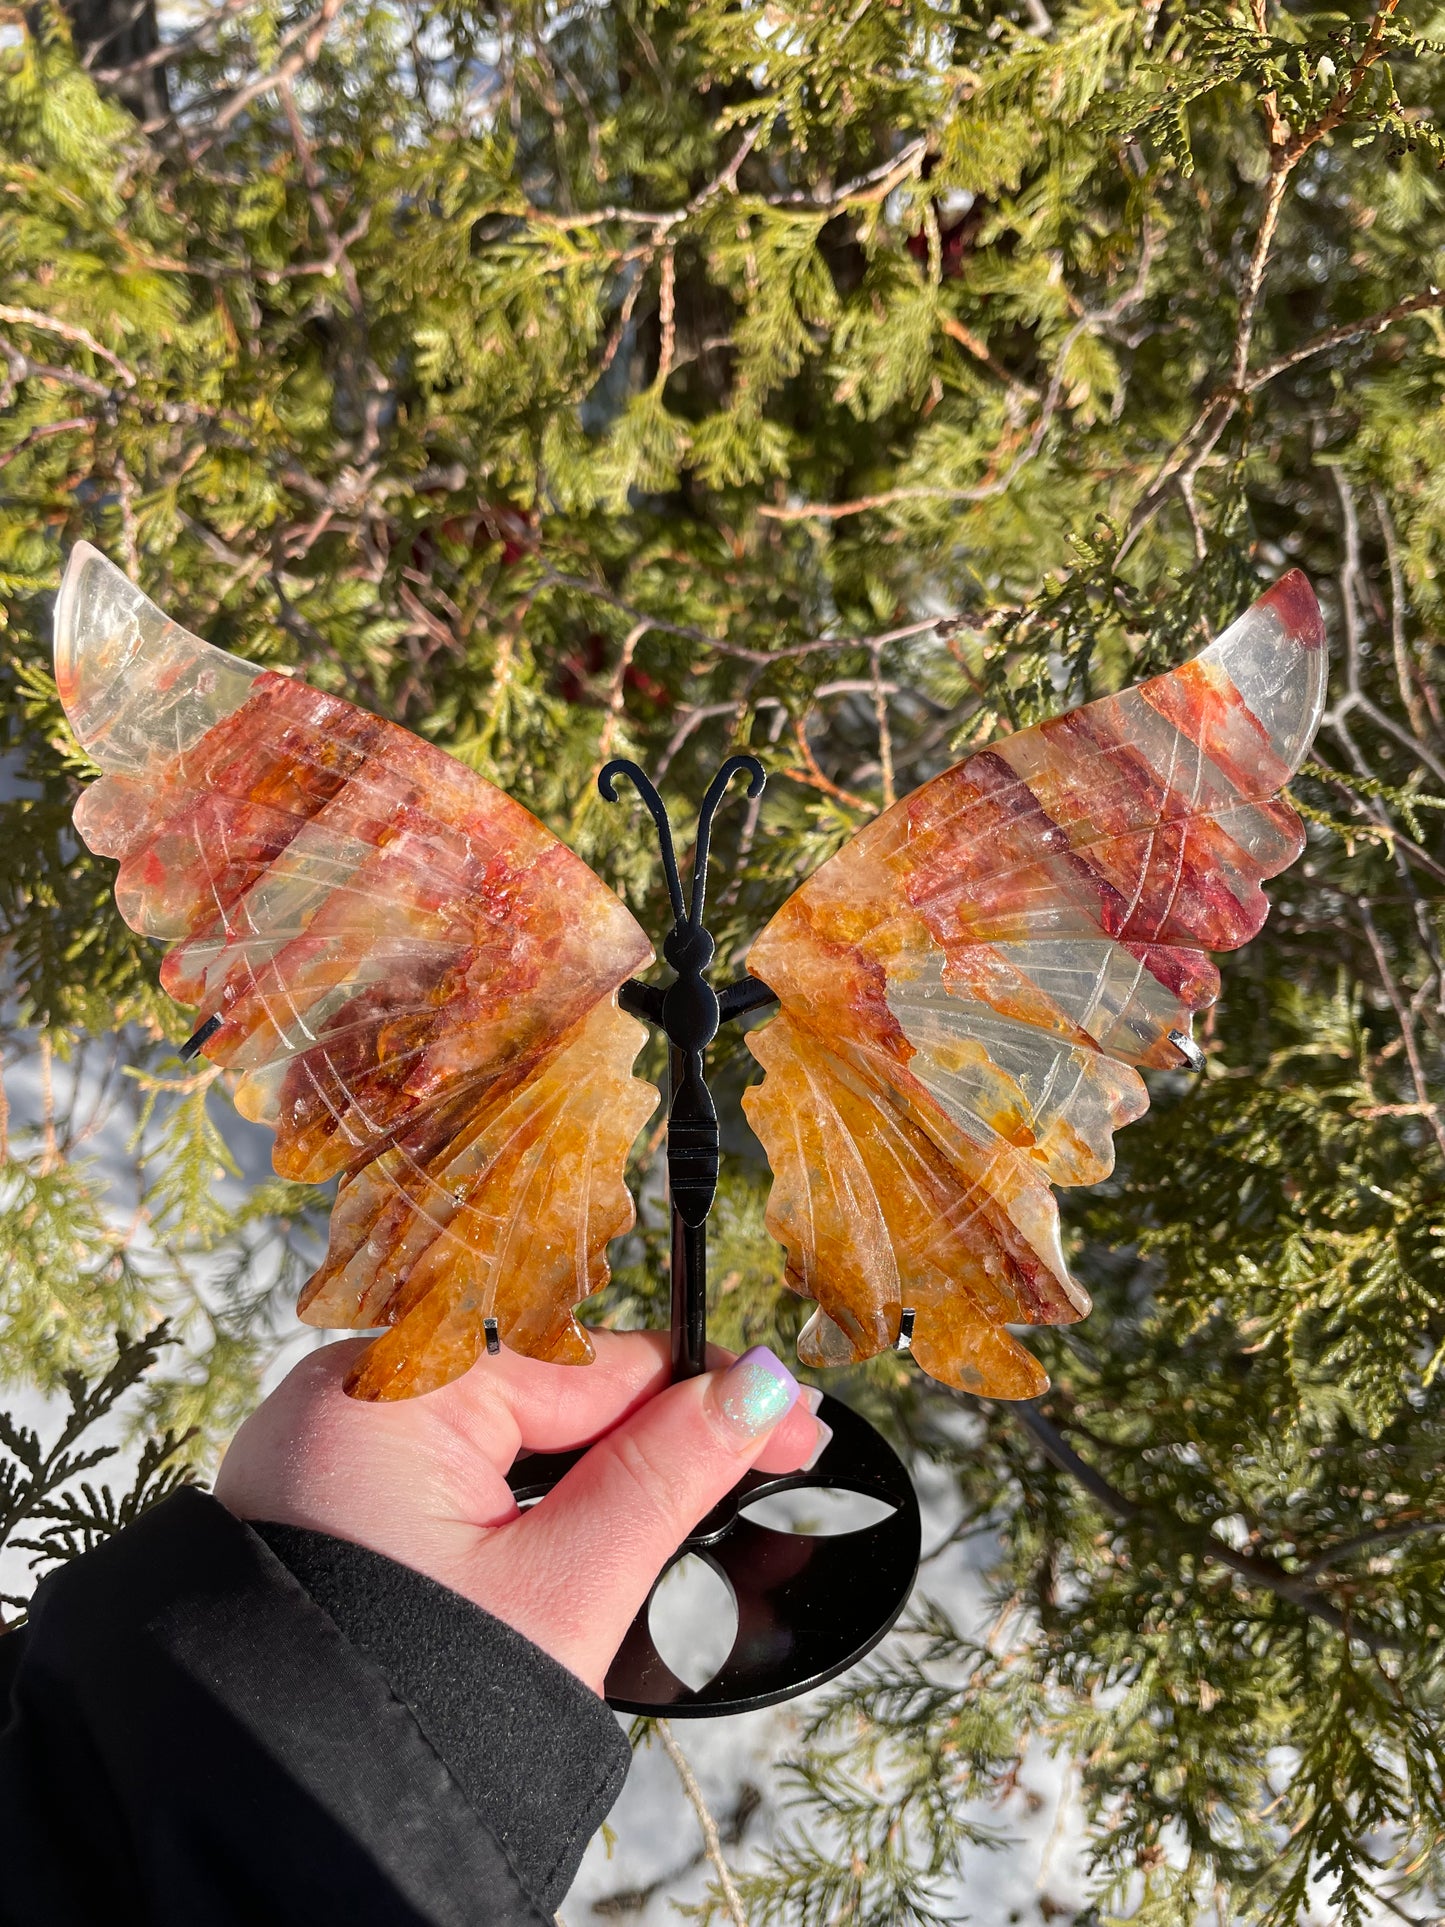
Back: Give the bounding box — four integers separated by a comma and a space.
1012, 1403, 1406, 1656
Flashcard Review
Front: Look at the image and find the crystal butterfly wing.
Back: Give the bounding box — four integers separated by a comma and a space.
54, 543, 658, 1399
741, 573, 1327, 1399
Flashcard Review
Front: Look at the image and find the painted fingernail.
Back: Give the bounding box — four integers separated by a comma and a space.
799, 1384, 825, 1417
802, 1421, 833, 1472
714, 1346, 799, 1442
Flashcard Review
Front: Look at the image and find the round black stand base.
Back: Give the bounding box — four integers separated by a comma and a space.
506, 1390, 921, 1717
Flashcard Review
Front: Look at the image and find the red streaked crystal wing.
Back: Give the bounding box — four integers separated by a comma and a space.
743, 571, 1326, 1398
307, 997, 659, 1401
55, 544, 658, 1397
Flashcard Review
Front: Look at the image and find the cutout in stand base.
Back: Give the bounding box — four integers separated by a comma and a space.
740, 1485, 897, 1537
649, 1554, 739, 1693
507, 1389, 921, 1717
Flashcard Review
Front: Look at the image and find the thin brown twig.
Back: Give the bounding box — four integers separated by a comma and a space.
638, 1109, 670, 1171
74, 0, 159, 68
656, 250, 677, 389
521, 130, 924, 236
690, 119, 766, 212
1302, 758, 1445, 888
1246, 286, 1445, 391
718, 700, 787, 910
655, 1720, 750, 1927
1231, 169, 1290, 394
0, 343, 269, 452
871, 645, 895, 809
0, 418, 92, 473
1358, 899, 1445, 1166
1120, 1, 1406, 560
762, 226, 1159, 524
151, 214, 374, 287
1298, 1516, 1445, 1579
594, 621, 648, 771
113, 454, 140, 579
590, 250, 653, 385
940, 313, 1040, 399
1328, 471, 1445, 789
38, 1034, 57, 1175
1012, 1402, 1406, 1656
654, 701, 744, 783
0, 306, 136, 386
1367, 1886, 1438, 1927
1281, 0, 1402, 165
396, 582, 458, 652
1373, 486, 1433, 743
278, 78, 367, 319
90, 0, 251, 79
1247, 0, 1291, 148
536, 568, 941, 664
783, 717, 871, 814
199, 0, 347, 138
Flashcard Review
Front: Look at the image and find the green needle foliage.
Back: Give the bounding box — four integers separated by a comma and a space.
0, 1323, 195, 1625
2, 0, 1444, 1919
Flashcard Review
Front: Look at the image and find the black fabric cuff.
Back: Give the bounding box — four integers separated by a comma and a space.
250, 1517, 631, 1911
7, 1485, 559, 1926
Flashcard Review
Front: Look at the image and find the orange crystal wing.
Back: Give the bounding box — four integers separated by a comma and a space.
743, 572, 1327, 1398
55, 543, 658, 1396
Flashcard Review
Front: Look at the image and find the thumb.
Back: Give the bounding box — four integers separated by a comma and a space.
462, 1348, 823, 1692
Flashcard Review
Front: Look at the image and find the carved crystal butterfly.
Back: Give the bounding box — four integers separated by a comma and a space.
54, 545, 1326, 1402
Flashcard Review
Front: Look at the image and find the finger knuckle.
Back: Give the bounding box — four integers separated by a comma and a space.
603, 1428, 693, 1541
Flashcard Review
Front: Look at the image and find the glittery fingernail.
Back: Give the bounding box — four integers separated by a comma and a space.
713, 1346, 799, 1442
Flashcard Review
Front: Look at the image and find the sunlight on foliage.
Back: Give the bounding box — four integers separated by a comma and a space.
2, 0, 1445, 1919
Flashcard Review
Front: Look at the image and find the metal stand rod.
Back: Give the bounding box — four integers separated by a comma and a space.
671, 1213, 707, 1381
668, 1043, 709, 1381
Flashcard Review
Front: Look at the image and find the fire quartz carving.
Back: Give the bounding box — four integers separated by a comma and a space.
742, 571, 1326, 1396
56, 542, 1325, 1402
55, 543, 657, 1399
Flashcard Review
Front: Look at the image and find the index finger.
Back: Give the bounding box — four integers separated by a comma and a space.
435, 1328, 741, 1457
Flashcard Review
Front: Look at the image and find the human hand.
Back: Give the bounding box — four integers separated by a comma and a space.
213, 1331, 828, 1694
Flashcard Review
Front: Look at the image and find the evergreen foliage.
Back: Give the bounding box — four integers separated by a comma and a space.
0, 1323, 194, 1625
1, 0, 1443, 1918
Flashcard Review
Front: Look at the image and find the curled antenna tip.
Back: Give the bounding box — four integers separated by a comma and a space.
597, 757, 633, 803
688, 754, 768, 927
734, 754, 767, 799
700, 753, 766, 813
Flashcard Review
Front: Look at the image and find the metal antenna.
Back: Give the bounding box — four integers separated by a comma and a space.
598, 759, 686, 924
687, 754, 765, 928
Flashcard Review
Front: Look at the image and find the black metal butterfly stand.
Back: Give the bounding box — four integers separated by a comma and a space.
506, 756, 921, 1717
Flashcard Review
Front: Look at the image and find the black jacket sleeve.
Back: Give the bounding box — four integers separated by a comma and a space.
0, 1486, 631, 1927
